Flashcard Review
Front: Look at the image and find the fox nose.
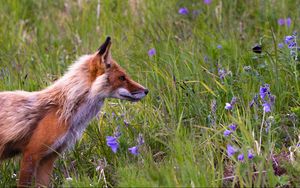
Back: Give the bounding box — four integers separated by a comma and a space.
144, 88, 149, 95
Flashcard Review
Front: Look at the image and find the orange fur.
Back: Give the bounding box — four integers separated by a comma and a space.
0, 37, 148, 187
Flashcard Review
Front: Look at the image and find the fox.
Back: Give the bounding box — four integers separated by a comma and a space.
0, 36, 148, 187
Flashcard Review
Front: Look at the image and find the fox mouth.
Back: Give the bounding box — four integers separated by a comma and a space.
119, 92, 145, 102
116, 88, 147, 102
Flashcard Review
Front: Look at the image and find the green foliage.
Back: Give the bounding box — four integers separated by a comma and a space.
0, 0, 299, 187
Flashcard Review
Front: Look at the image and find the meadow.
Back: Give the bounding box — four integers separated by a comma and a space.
0, 0, 299, 187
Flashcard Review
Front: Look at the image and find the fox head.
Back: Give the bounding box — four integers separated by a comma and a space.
89, 37, 148, 102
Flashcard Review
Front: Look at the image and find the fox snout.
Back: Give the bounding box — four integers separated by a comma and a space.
117, 87, 148, 102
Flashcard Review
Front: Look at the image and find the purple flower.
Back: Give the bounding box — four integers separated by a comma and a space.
278, 43, 284, 48
259, 84, 269, 99
192, 10, 201, 16
286, 17, 291, 27
138, 133, 144, 145
218, 68, 226, 80
248, 151, 254, 159
278, 18, 285, 26
128, 146, 139, 155
124, 120, 130, 127
148, 48, 156, 57
288, 42, 296, 49
217, 44, 222, 49
114, 126, 121, 138
238, 153, 244, 161
227, 144, 237, 157
228, 124, 237, 131
224, 130, 232, 137
262, 102, 271, 112
225, 97, 237, 110
269, 95, 276, 104
106, 136, 119, 153
278, 18, 292, 27
204, 56, 209, 62
178, 7, 189, 15
285, 36, 294, 44
249, 95, 258, 108
204, 0, 212, 4
230, 97, 237, 106
225, 103, 232, 110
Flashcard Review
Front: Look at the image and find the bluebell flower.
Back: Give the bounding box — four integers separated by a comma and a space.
278, 43, 284, 48
138, 133, 144, 145
262, 102, 271, 112
238, 153, 244, 161
123, 120, 129, 127
285, 36, 294, 44
288, 42, 296, 49
230, 97, 237, 106
225, 97, 237, 110
225, 103, 232, 110
248, 151, 254, 159
223, 130, 231, 137
278, 18, 285, 26
192, 10, 201, 16
128, 146, 139, 155
204, 0, 212, 4
286, 17, 291, 27
249, 95, 258, 108
259, 84, 269, 100
227, 144, 237, 157
228, 124, 237, 131
114, 126, 121, 138
218, 68, 226, 80
217, 44, 222, 49
106, 136, 119, 153
148, 48, 156, 57
178, 7, 189, 15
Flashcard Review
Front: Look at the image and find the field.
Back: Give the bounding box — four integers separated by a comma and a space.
0, 0, 300, 187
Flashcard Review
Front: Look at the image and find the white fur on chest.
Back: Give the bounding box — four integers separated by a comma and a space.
48, 73, 108, 154
50, 98, 104, 153
68, 98, 104, 145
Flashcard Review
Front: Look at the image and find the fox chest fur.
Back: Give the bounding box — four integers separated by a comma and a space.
51, 97, 105, 153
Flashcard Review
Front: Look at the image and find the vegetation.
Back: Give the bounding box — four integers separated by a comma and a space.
0, 0, 299, 187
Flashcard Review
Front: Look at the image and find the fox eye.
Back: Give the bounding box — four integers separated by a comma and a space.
119, 75, 126, 81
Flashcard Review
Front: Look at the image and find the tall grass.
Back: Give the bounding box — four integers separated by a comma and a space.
0, 0, 299, 187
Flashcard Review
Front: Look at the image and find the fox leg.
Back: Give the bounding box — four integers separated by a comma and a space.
18, 151, 41, 187
35, 152, 58, 187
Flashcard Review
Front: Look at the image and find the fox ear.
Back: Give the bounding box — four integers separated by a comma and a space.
98, 36, 112, 68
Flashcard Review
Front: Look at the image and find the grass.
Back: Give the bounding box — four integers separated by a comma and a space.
0, 0, 300, 187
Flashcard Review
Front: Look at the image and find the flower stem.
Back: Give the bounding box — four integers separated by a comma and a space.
259, 110, 265, 155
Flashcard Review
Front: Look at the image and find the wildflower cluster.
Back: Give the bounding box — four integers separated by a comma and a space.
277, 17, 291, 27
106, 124, 144, 156
222, 94, 256, 162
226, 144, 255, 162
223, 123, 237, 137
284, 32, 298, 60
178, 1, 211, 16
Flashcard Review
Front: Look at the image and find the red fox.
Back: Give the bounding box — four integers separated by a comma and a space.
0, 37, 148, 187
